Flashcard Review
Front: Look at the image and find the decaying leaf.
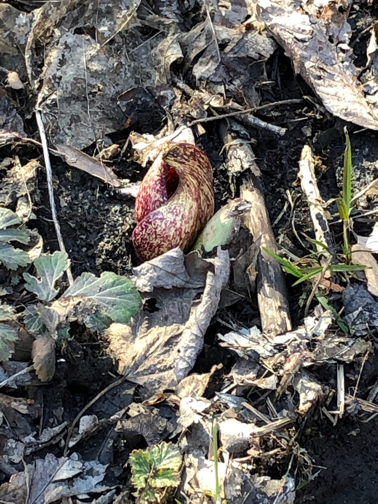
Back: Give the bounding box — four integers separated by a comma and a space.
106, 248, 230, 396
55, 144, 122, 187
132, 247, 210, 292
252, 0, 378, 129
343, 283, 378, 336
32, 335, 56, 382
0, 452, 109, 503
26, 0, 169, 149
351, 244, 378, 298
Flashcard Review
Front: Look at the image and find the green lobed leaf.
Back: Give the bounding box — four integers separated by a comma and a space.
149, 443, 182, 472
151, 468, 180, 488
0, 207, 21, 229
129, 450, 152, 489
0, 322, 18, 361
63, 271, 142, 325
23, 251, 69, 301
0, 242, 32, 269
130, 442, 182, 491
0, 228, 30, 244
24, 305, 47, 335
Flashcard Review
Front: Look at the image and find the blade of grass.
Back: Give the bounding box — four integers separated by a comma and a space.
343, 126, 352, 216
292, 267, 323, 286
263, 247, 303, 278
328, 264, 366, 272
316, 293, 349, 333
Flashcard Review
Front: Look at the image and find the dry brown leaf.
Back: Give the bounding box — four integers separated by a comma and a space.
106, 248, 230, 397
32, 335, 56, 382
132, 247, 210, 292
0, 452, 109, 503
55, 144, 122, 187
252, 0, 378, 129
351, 244, 378, 298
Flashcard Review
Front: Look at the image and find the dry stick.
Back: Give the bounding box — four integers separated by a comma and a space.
298, 145, 337, 262
188, 98, 303, 135
35, 110, 73, 286
219, 122, 291, 336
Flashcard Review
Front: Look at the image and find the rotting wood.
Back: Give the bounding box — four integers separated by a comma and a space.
219, 121, 291, 337
298, 145, 337, 262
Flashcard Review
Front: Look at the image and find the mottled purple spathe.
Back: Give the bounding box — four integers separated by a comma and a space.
132, 143, 214, 262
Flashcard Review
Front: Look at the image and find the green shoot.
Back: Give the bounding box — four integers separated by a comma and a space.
336, 127, 353, 259
129, 442, 182, 503
316, 294, 349, 333
212, 419, 222, 504
264, 248, 365, 287
263, 248, 303, 278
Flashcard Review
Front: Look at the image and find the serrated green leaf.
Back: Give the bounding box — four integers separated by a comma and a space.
0, 228, 30, 244
23, 251, 69, 301
151, 468, 180, 488
57, 327, 71, 339
0, 242, 32, 269
24, 305, 47, 335
0, 208, 21, 229
130, 443, 182, 492
63, 271, 141, 325
149, 443, 182, 472
0, 304, 15, 322
130, 450, 151, 488
0, 322, 18, 360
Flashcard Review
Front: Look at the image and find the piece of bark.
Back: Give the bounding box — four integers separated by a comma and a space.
219, 122, 291, 336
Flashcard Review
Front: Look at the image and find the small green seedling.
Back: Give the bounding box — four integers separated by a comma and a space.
129, 442, 182, 504
263, 248, 364, 287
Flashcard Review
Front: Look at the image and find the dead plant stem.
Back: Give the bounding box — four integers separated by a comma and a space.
35, 110, 74, 285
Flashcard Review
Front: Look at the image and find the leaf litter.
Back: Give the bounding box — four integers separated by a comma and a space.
1, 0, 378, 503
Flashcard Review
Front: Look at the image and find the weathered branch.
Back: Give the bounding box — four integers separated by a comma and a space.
219, 121, 292, 336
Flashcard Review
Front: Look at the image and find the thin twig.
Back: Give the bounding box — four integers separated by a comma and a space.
188, 99, 303, 127
35, 110, 74, 285
0, 364, 34, 389
64, 375, 127, 456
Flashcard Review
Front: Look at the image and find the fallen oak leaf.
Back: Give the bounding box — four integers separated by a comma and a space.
132, 142, 214, 262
